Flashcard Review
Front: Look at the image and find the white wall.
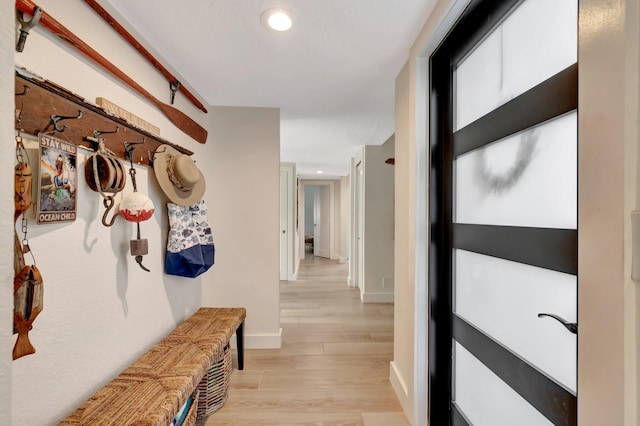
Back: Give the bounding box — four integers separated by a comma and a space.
351, 136, 395, 303
391, 61, 415, 418
364, 136, 395, 302
199, 106, 280, 349
328, 182, 342, 260
349, 154, 364, 288
339, 175, 350, 263
0, 0, 14, 419
579, 0, 638, 424
4, 0, 280, 424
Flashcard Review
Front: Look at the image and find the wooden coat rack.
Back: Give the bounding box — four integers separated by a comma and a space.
14, 71, 193, 165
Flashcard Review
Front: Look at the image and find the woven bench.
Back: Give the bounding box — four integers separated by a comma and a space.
61, 307, 246, 426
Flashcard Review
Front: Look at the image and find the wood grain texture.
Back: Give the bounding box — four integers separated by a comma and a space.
61, 308, 245, 426
201, 256, 409, 426
15, 73, 193, 168
82, 0, 208, 113
16, 0, 208, 143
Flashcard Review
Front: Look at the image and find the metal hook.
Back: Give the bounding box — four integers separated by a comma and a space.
50, 110, 83, 132
15, 86, 29, 127
149, 146, 168, 168
84, 126, 120, 149
15, 104, 24, 128
135, 255, 151, 272
16, 85, 29, 96
124, 139, 145, 191
101, 197, 119, 227
16, 6, 42, 52
124, 139, 146, 159
93, 125, 119, 139
169, 79, 181, 105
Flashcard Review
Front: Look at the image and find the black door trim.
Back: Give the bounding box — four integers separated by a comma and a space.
429, 0, 578, 424
453, 224, 578, 275
454, 315, 577, 426
451, 403, 472, 426
428, 50, 455, 422
443, 0, 522, 66
454, 64, 578, 157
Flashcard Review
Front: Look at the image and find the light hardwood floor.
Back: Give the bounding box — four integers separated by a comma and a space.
203, 255, 409, 425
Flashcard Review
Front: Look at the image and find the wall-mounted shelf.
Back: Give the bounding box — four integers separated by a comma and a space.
14, 71, 193, 166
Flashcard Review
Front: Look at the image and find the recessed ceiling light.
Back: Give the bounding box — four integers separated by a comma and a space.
261, 8, 293, 32
316, 170, 324, 174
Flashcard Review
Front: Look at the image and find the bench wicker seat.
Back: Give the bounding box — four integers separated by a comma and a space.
61, 307, 246, 426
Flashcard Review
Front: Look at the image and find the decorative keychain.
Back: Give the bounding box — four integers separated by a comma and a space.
13, 127, 44, 360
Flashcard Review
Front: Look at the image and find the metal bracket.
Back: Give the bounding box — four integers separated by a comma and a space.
50, 110, 82, 132
124, 139, 146, 161
124, 139, 145, 190
16, 6, 42, 52
16, 85, 29, 97
84, 126, 120, 149
93, 125, 120, 139
169, 79, 181, 105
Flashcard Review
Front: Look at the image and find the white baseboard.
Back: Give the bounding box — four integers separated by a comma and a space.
338, 256, 347, 264
390, 361, 412, 420
361, 292, 394, 303
229, 328, 282, 349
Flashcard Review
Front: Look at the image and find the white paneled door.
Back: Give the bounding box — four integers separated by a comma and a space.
429, 0, 578, 424
279, 169, 289, 280
313, 185, 331, 258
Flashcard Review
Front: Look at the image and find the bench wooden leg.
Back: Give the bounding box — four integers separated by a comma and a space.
236, 321, 245, 370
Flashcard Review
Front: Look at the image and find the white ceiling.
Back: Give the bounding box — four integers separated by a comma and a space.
101, 0, 435, 179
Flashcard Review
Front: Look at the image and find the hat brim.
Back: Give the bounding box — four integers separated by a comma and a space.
153, 145, 206, 206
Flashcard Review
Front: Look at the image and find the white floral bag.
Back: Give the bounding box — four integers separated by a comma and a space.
165, 200, 215, 278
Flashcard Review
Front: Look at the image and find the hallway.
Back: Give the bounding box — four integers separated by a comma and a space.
206, 256, 409, 425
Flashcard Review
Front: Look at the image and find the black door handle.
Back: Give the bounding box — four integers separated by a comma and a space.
537, 313, 578, 335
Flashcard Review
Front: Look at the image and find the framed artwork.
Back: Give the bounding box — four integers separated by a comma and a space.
36, 133, 77, 224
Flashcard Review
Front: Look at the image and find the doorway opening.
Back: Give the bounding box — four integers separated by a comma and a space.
299, 181, 335, 261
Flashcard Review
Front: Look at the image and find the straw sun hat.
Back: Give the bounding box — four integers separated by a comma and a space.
153, 145, 205, 206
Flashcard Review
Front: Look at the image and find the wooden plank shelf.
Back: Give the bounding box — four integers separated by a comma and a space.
14, 71, 194, 166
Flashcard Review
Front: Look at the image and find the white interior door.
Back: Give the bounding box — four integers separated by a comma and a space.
279, 169, 289, 280
353, 162, 363, 288
313, 186, 320, 257
313, 185, 331, 258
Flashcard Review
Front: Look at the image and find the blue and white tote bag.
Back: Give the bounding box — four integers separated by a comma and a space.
165, 200, 215, 278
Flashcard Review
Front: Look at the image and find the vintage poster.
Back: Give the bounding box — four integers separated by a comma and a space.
36, 133, 77, 224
